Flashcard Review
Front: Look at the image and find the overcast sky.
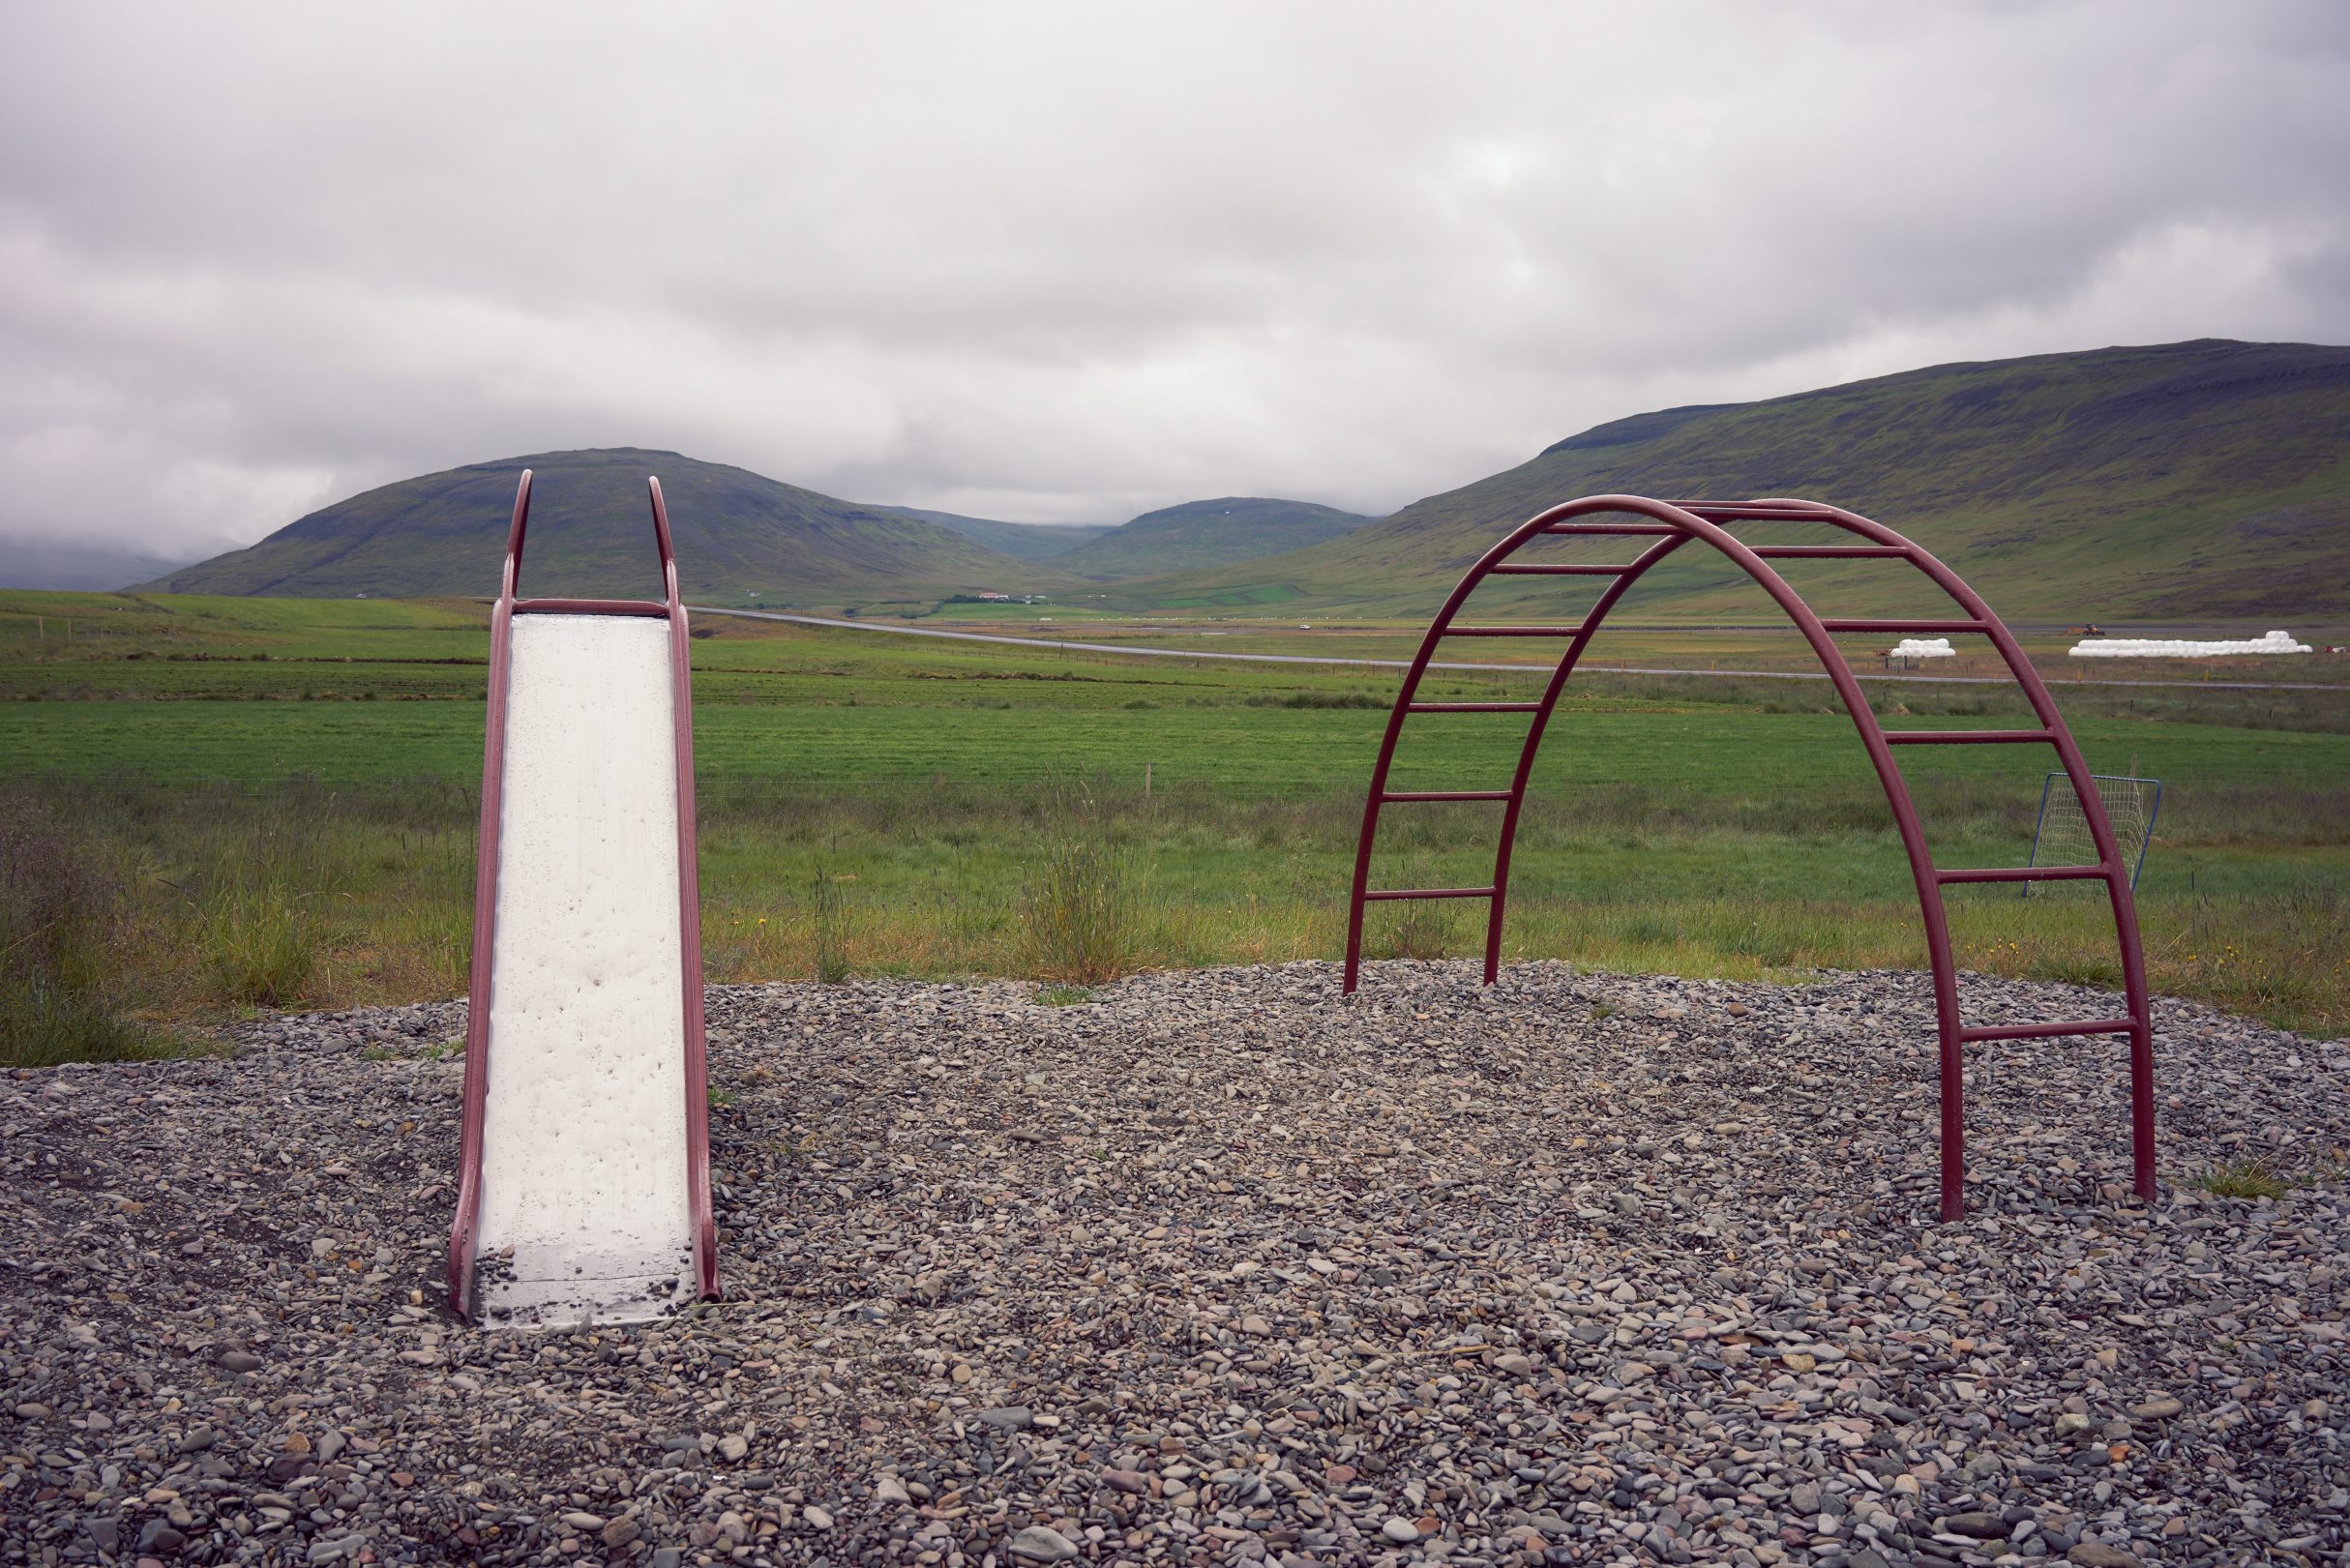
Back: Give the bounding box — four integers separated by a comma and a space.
3, 2, 2345, 561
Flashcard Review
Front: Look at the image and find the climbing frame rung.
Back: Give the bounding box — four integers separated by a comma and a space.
1820, 617, 1986, 634
1884, 730, 2056, 746
1407, 702, 1543, 713
1936, 865, 2111, 884
1747, 546, 1911, 559
1440, 625, 1586, 637
1960, 1019, 2137, 1043
1381, 789, 1513, 802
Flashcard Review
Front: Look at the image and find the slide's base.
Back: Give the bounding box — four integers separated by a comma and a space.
471, 1243, 699, 1328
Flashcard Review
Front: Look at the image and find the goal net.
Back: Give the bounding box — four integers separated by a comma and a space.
2024, 773, 2160, 897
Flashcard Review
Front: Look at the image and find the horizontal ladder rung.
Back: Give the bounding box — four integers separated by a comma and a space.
1748, 546, 1911, 558
1664, 501, 1839, 518
1364, 886, 1498, 902
1884, 729, 2056, 746
1960, 1019, 2138, 1043
1486, 563, 1634, 576
1407, 702, 1544, 713
1937, 865, 2112, 884
1441, 625, 1586, 637
1542, 522, 1682, 535
1820, 617, 1986, 634
1381, 789, 1514, 802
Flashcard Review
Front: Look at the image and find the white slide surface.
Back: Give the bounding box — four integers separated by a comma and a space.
471, 613, 697, 1324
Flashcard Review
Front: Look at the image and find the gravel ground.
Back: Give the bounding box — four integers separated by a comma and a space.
6, 960, 2349, 1568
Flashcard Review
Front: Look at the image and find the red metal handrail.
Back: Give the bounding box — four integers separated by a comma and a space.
649, 476, 722, 1307
1343, 493, 2155, 1222
447, 469, 720, 1317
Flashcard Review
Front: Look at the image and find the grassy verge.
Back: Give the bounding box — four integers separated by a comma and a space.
7, 697, 2346, 799
0, 798, 179, 1066
5, 774, 2343, 1066
0, 778, 476, 1065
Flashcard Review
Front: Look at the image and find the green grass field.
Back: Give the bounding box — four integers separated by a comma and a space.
4, 695, 2344, 798
4, 590, 2346, 1061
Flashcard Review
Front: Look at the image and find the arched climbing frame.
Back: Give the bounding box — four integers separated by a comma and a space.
1342, 495, 2155, 1222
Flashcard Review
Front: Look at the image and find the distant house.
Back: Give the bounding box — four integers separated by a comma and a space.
976, 592, 1010, 601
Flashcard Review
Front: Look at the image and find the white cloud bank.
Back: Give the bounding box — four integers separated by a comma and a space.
1, 1, 2346, 557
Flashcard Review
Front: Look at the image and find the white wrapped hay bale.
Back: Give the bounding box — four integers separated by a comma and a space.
2069, 630, 2312, 658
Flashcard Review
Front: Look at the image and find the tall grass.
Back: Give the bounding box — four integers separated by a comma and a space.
1369, 855, 1465, 961
810, 866, 852, 984
0, 799, 170, 1066
2, 778, 476, 1053
1019, 835, 1144, 985
2142, 879, 2350, 1026
199, 883, 316, 1006
5, 771, 2345, 1059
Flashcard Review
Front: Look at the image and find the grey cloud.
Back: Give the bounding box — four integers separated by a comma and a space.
2, 0, 2345, 556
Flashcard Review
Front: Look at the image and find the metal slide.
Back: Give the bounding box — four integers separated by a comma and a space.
446, 471, 720, 1324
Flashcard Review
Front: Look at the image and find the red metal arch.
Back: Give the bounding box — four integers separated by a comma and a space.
1342, 494, 2154, 1221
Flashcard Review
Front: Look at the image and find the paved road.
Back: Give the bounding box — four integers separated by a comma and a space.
689, 606, 2347, 693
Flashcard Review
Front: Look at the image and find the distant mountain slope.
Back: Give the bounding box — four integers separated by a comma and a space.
0, 539, 204, 592
1129, 340, 2350, 620
1054, 496, 1374, 581
138, 450, 1079, 602
871, 506, 1114, 560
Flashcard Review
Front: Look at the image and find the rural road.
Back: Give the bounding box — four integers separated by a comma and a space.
690, 607, 2343, 694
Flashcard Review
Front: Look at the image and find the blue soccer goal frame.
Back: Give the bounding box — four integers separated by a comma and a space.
2025, 772, 2161, 896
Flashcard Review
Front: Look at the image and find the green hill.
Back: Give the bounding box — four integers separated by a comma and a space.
1053, 496, 1373, 581
138, 448, 1081, 604
870, 507, 1114, 560
1123, 340, 2350, 621
124, 341, 2350, 619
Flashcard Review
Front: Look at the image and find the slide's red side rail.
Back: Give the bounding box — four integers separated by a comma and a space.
447, 470, 719, 1317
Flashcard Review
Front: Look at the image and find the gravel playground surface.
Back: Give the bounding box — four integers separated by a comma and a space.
6, 962, 2350, 1568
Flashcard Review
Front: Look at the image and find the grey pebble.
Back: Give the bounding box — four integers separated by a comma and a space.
1008, 1523, 1082, 1560
1, 961, 2344, 1566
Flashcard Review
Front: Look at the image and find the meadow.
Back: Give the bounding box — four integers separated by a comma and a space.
9, 696, 2347, 793
3, 590, 2346, 1066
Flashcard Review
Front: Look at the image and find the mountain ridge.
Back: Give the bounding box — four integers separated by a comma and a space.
138, 448, 1079, 603
124, 338, 2350, 619
1053, 496, 1374, 580
1116, 339, 2350, 619
869, 507, 1115, 561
